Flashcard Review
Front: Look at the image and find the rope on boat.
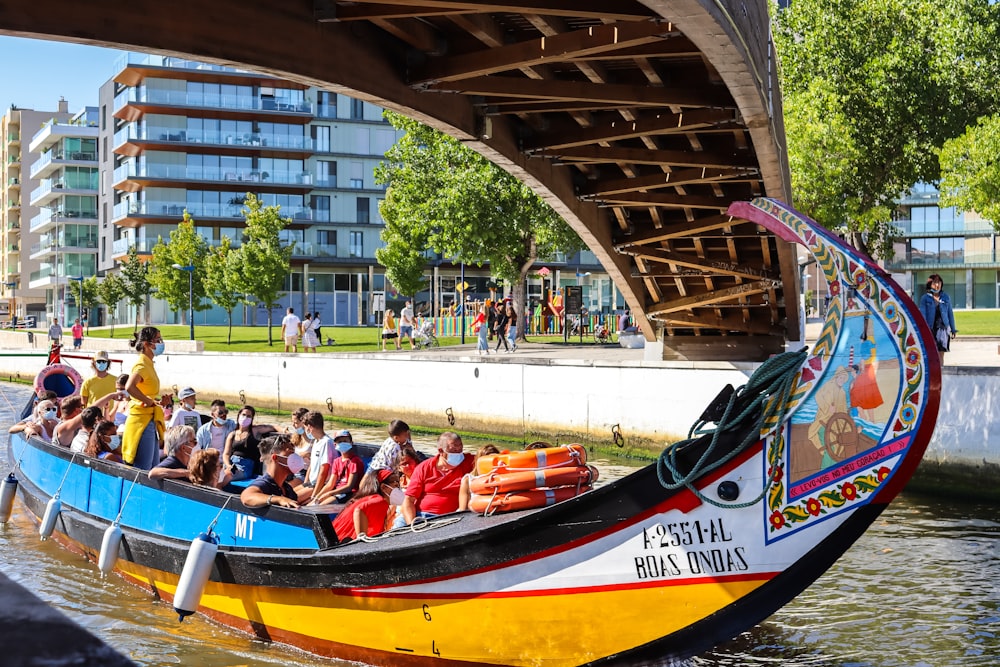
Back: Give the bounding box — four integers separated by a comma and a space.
656, 348, 808, 509
111, 470, 144, 526
356, 514, 464, 543
206, 495, 233, 535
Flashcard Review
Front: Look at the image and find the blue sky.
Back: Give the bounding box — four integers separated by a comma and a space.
0, 36, 123, 113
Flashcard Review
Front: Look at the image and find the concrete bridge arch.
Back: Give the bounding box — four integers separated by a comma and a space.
0, 0, 798, 360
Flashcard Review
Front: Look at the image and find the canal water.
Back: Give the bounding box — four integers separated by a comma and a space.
0, 382, 996, 666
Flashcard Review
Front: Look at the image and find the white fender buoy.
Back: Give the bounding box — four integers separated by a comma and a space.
39, 496, 61, 540
98, 523, 123, 576
173, 531, 219, 621
0, 473, 18, 523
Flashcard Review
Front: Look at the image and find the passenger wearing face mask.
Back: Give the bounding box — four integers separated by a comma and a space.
195, 399, 237, 455
223, 405, 262, 481
241, 434, 302, 509
85, 420, 124, 464
333, 469, 401, 542
169, 387, 202, 430
286, 407, 311, 480
81, 351, 117, 408
400, 432, 474, 526
299, 411, 334, 502
150, 425, 196, 480
22, 399, 61, 443
313, 430, 364, 505
122, 326, 168, 470
71, 406, 104, 453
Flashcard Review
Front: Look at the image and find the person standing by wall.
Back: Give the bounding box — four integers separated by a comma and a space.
919, 273, 957, 357
71, 318, 84, 350
48, 317, 63, 346
399, 300, 416, 350
281, 307, 301, 353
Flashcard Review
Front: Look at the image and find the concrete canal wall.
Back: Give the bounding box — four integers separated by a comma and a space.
0, 329, 997, 498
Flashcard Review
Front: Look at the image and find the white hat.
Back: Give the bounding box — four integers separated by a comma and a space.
177, 387, 197, 400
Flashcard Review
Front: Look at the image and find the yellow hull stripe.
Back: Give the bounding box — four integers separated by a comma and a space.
117, 560, 770, 666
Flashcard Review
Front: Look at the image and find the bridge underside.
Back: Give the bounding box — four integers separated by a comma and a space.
0, 0, 799, 360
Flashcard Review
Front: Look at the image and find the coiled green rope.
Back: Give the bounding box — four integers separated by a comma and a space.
656, 348, 809, 509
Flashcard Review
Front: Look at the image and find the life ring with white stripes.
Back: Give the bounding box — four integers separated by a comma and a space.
475, 444, 587, 475
469, 485, 593, 515
470, 465, 599, 495
34, 363, 83, 399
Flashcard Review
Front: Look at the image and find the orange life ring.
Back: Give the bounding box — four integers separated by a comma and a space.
470, 465, 599, 495
469, 485, 592, 514
33, 363, 83, 399
476, 444, 587, 475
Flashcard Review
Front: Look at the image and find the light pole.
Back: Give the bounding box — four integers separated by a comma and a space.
308, 277, 316, 315
172, 263, 194, 340
4, 281, 15, 328
70, 275, 84, 323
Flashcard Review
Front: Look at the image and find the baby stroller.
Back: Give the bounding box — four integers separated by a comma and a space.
414, 320, 440, 349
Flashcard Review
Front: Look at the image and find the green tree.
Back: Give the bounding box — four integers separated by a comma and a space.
148, 211, 210, 324
67, 276, 100, 333
95, 272, 126, 338
939, 114, 1000, 226
120, 245, 151, 331
204, 236, 246, 344
375, 112, 582, 338
231, 193, 294, 346
773, 0, 1000, 258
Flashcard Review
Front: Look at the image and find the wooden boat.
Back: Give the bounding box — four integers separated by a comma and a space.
5, 198, 940, 666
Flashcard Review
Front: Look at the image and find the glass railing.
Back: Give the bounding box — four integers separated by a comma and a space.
114, 162, 313, 186
7, 178, 18, 186
891, 218, 990, 234
114, 87, 312, 114
114, 52, 251, 76
6, 133, 18, 142
114, 124, 312, 150
30, 150, 99, 178
294, 242, 337, 257
112, 237, 160, 256
30, 268, 53, 283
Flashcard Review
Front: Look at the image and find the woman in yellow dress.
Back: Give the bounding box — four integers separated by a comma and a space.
122, 326, 167, 470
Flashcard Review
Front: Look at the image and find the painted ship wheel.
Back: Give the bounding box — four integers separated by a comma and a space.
824, 412, 859, 460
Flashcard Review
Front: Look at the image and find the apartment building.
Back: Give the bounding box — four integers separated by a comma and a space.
0, 99, 90, 326
890, 182, 1000, 309
99, 54, 404, 326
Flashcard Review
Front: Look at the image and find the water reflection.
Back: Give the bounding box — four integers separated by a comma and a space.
1, 382, 997, 666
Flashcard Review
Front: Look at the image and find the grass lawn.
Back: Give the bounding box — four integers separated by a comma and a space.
74, 324, 597, 353
953, 311, 1000, 336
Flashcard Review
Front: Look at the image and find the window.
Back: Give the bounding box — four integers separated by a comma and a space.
312, 125, 330, 152
317, 229, 336, 257
356, 197, 370, 223
317, 91, 337, 118
350, 161, 364, 188
316, 160, 336, 188
312, 195, 331, 222
350, 98, 364, 119
350, 231, 363, 257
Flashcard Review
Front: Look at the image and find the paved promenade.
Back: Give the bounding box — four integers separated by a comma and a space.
414, 321, 1000, 368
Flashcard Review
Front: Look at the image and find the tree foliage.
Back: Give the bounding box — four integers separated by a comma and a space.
67, 276, 100, 332
230, 193, 294, 346
204, 236, 246, 344
119, 245, 151, 331
95, 272, 126, 338
938, 114, 1000, 227
375, 111, 582, 336
773, 0, 1000, 258
148, 211, 210, 321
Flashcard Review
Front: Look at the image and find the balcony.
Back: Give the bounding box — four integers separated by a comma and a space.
294, 242, 338, 258
6, 177, 18, 188
114, 86, 313, 122
111, 237, 159, 258
6, 243, 18, 254
29, 176, 98, 207
113, 161, 314, 192
6, 132, 18, 145
30, 148, 99, 180
29, 208, 98, 234
28, 119, 99, 153
113, 124, 314, 158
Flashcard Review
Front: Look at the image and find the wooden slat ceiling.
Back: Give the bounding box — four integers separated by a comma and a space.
319, 1, 783, 338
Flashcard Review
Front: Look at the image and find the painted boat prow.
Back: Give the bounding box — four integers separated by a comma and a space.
6, 199, 940, 667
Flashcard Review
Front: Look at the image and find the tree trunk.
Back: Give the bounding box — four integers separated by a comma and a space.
267, 308, 274, 346
226, 310, 233, 345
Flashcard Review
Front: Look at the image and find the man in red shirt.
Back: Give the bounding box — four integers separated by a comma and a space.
401, 432, 473, 525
